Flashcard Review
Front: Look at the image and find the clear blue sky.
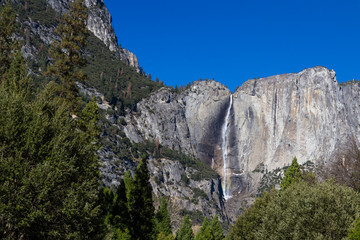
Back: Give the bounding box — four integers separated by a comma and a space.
104, 0, 360, 91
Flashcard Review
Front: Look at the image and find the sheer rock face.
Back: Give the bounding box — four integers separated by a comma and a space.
45, 0, 139, 70
132, 80, 231, 167
127, 67, 360, 221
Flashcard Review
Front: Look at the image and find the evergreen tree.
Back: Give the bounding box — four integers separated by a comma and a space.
281, 157, 302, 190
0, 2, 17, 79
127, 157, 155, 239
155, 197, 172, 236
112, 179, 131, 233
209, 215, 224, 240
227, 181, 360, 240
123, 170, 133, 202
0, 58, 103, 239
195, 217, 212, 240
157, 232, 175, 240
79, 97, 100, 141
176, 215, 194, 240
1, 51, 32, 98
46, 0, 88, 112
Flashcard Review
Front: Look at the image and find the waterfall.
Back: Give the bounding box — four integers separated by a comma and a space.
222, 95, 233, 200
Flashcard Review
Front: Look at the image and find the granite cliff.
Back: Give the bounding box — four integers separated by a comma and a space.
21, 0, 139, 70
124, 67, 360, 220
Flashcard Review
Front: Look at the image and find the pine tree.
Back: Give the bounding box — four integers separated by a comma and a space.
112, 179, 131, 233
281, 157, 302, 190
79, 97, 100, 142
1, 51, 32, 98
127, 157, 155, 239
155, 197, 172, 236
123, 170, 133, 203
176, 215, 194, 240
46, 0, 89, 112
209, 215, 224, 240
157, 232, 175, 240
195, 217, 212, 240
0, 2, 17, 79
0, 57, 103, 239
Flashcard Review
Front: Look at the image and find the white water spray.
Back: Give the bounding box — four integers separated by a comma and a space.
222, 95, 233, 200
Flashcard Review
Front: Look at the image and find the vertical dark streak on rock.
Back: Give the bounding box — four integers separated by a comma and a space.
252, 79, 257, 96
273, 90, 277, 136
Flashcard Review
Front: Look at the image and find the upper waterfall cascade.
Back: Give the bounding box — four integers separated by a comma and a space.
222, 95, 233, 200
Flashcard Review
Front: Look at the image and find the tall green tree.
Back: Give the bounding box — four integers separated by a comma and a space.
176, 215, 194, 240
0, 2, 17, 79
0, 59, 103, 239
46, 0, 88, 112
281, 157, 302, 190
127, 157, 155, 239
195, 217, 212, 240
210, 215, 224, 240
155, 197, 173, 237
112, 179, 131, 234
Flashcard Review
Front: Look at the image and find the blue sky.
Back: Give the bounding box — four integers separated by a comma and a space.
104, 0, 360, 91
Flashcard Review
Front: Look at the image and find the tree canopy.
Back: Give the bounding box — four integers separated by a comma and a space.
227, 180, 360, 240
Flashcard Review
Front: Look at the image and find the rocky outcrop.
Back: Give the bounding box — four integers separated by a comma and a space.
44, 0, 139, 70
125, 67, 360, 221
148, 157, 226, 229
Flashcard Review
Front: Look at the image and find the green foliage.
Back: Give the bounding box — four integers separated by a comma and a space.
155, 197, 173, 236
134, 140, 218, 181
103, 158, 155, 239
1, 51, 32, 98
195, 217, 212, 240
192, 188, 208, 201
0, 2, 17, 78
79, 97, 101, 141
83, 33, 163, 115
227, 181, 360, 240
179, 209, 205, 226
157, 232, 175, 240
46, 0, 88, 112
176, 215, 194, 240
128, 157, 155, 239
0, 56, 103, 239
210, 215, 224, 240
281, 157, 302, 191
348, 217, 360, 240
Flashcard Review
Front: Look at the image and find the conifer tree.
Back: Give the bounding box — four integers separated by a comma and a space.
123, 170, 133, 202
155, 197, 173, 236
127, 157, 155, 239
209, 215, 224, 240
195, 217, 212, 240
0, 2, 17, 79
112, 179, 131, 233
176, 215, 194, 240
46, 0, 88, 112
0, 59, 103, 239
79, 97, 100, 142
281, 157, 302, 190
157, 232, 175, 240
